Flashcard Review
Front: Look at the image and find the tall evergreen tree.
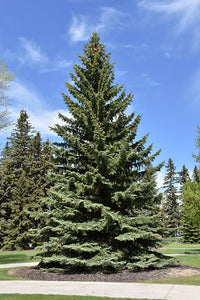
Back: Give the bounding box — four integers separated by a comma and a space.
27, 132, 51, 230
0, 142, 13, 247
162, 158, 180, 236
193, 165, 200, 182
176, 165, 190, 232
178, 165, 190, 186
0, 110, 50, 249
35, 32, 173, 273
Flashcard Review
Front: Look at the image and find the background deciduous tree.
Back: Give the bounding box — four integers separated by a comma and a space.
0, 60, 14, 131
182, 180, 200, 243
181, 126, 200, 243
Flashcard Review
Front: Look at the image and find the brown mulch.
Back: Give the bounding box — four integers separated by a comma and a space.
9, 265, 200, 282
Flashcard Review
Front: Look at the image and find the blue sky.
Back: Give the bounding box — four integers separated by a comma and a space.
1, 0, 200, 185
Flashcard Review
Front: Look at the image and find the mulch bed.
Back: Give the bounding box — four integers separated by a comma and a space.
9, 265, 200, 282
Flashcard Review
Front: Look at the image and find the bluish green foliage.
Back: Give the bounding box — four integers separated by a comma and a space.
35, 32, 173, 273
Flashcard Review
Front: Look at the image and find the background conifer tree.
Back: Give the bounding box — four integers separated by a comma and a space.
35, 32, 173, 273
193, 166, 200, 182
178, 165, 190, 186
162, 158, 180, 236
0, 110, 50, 249
0, 142, 13, 247
174, 164, 190, 235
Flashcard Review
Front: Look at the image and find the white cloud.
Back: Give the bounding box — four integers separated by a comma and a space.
69, 16, 90, 42
141, 73, 160, 87
19, 37, 48, 65
7, 107, 69, 137
7, 81, 43, 108
28, 109, 70, 135
68, 7, 128, 42
5, 80, 70, 136
156, 170, 165, 189
5, 37, 71, 72
115, 70, 127, 77
139, 0, 200, 33
96, 7, 126, 31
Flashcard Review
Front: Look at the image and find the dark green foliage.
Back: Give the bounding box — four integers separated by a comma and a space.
193, 166, 200, 182
0, 142, 13, 246
162, 158, 180, 236
0, 110, 50, 249
35, 32, 173, 273
183, 222, 200, 243
178, 165, 190, 186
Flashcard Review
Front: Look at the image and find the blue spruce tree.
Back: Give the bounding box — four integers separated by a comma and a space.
35, 32, 173, 273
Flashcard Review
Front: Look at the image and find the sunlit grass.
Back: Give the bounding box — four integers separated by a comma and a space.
163, 242, 200, 249
140, 274, 200, 286
161, 248, 200, 254
0, 251, 38, 265
0, 268, 28, 280
177, 255, 200, 268
139, 254, 200, 286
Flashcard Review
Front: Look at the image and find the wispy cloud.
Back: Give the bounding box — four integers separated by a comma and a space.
69, 16, 90, 42
96, 7, 126, 31
188, 67, 200, 106
28, 109, 69, 135
5, 37, 71, 72
7, 80, 43, 108
139, 0, 200, 34
68, 7, 128, 42
19, 37, 48, 65
141, 73, 160, 87
6, 80, 69, 136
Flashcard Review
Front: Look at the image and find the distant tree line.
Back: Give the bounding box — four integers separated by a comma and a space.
161, 152, 200, 243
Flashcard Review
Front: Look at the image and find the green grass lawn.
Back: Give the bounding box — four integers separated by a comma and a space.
159, 242, 200, 255
175, 254, 200, 268
0, 296, 158, 300
1, 243, 200, 287
161, 248, 200, 254
162, 242, 200, 249
0, 268, 29, 281
140, 274, 200, 286
0, 251, 38, 265
139, 253, 200, 286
